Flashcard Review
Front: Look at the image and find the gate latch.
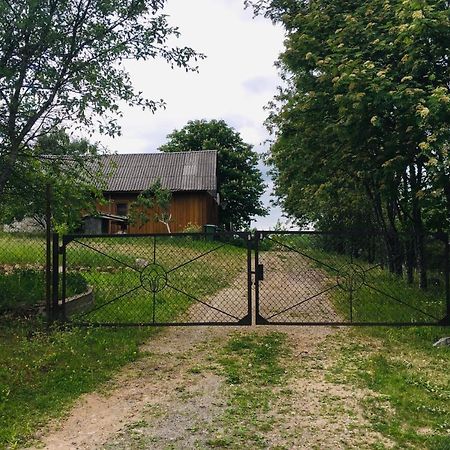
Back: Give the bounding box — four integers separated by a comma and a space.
256, 264, 264, 281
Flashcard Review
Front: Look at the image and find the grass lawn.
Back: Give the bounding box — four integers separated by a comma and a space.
326, 326, 450, 449
0, 319, 157, 448
0, 232, 46, 266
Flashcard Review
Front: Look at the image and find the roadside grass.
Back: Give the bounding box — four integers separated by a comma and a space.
0, 318, 156, 449
209, 332, 289, 448
326, 327, 450, 449
0, 271, 87, 311
314, 235, 450, 449
303, 237, 450, 448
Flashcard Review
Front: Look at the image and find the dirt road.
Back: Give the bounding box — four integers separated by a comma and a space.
29, 252, 390, 449
30, 324, 392, 449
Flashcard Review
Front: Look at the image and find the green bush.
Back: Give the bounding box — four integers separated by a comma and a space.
182, 222, 202, 233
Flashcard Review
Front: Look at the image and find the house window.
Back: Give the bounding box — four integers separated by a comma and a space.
116, 202, 128, 216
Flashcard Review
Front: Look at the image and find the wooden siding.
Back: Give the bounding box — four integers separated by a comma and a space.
97, 191, 218, 234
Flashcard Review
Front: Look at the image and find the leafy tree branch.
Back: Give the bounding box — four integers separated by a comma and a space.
0, 0, 204, 197
129, 179, 172, 233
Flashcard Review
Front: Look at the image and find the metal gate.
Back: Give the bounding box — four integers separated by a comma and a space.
54, 232, 252, 326
254, 231, 450, 326
50, 230, 450, 327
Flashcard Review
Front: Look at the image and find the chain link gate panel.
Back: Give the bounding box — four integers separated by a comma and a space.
57, 232, 252, 326
51, 230, 450, 327
254, 231, 450, 326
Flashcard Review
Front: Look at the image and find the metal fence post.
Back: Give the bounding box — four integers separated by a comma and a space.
45, 184, 52, 327
61, 237, 67, 321
246, 232, 253, 325
254, 231, 268, 324
51, 233, 59, 323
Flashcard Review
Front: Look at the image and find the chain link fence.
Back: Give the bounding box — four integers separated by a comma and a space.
0, 228, 48, 319
58, 232, 252, 326
1, 226, 449, 328
256, 231, 449, 325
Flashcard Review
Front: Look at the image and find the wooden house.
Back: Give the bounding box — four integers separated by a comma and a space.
83, 150, 219, 234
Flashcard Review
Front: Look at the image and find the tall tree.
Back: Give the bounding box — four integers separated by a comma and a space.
159, 119, 267, 229
0, 0, 202, 197
248, 0, 450, 284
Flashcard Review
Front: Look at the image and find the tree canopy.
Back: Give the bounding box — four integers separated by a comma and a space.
248, 0, 450, 286
0, 0, 202, 197
159, 119, 267, 229
0, 130, 105, 233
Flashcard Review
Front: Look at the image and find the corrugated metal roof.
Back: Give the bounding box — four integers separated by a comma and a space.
100, 150, 217, 193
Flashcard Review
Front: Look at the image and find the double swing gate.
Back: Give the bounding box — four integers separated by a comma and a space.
48, 230, 450, 327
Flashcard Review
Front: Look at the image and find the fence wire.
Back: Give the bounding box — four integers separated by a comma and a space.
60, 232, 252, 326
0, 230, 47, 320
1, 227, 448, 328
256, 232, 449, 325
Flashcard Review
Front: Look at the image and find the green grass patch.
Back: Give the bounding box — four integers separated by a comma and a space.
211, 332, 289, 448
65, 234, 245, 269
0, 233, 45, 266
0, 270, 87, 311
332, 270, 446, 324
0, 318, 156, 449
327, 327, 450, 449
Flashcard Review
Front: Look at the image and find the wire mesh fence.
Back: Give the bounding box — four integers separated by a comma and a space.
0, 227, 448, 328
0, 230, 47, 318
59, 232, 252, 326
255, 231, 449, 325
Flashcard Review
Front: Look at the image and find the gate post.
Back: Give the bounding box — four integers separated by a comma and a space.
246, 232, 253, 325
45, 184, 52, 327
61, 236, 68, 322
51, 233, 59, 323
254, 231, 268, 325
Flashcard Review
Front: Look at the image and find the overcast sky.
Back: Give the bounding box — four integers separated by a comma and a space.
94, 0, 287, 229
